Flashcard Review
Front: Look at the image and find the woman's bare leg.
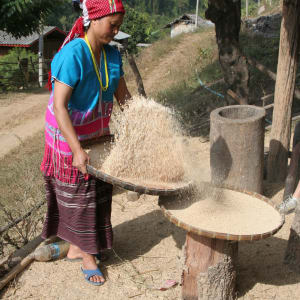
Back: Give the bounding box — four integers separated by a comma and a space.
67, 244, 82, 259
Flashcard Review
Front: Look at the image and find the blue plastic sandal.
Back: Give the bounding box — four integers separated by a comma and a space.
81, 267, 105, 286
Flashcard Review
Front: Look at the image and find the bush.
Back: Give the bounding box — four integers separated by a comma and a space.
0, 48, 38, 91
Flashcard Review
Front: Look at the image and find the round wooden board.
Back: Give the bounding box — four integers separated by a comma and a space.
87, 164, 192, 196
158, 184, 285, 241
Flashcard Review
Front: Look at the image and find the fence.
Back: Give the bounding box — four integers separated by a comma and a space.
0, 57, 51, 91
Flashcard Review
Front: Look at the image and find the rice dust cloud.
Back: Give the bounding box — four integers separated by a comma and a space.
101, 96, 186, 187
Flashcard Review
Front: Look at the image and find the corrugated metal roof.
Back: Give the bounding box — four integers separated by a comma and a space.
114, 31, 130, 40
0, 26, 66, 47
164, 14, 214, 28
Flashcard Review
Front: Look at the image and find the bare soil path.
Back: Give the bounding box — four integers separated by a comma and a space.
0, 90, 49, 158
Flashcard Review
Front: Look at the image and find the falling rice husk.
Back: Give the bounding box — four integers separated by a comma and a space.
99, 96, 187, 187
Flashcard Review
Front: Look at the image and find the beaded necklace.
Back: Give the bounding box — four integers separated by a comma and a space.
84, 33, 109, 91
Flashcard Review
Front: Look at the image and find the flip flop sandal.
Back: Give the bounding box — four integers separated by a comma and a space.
81, 267, 105, 286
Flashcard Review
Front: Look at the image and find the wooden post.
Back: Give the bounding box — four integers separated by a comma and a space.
17, 57, 28, 88
195, 0, 200, 28
38, 24, 44, 88
267, 0, 300, 182
126, 50, 147, 98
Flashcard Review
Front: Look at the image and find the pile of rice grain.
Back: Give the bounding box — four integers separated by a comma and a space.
166, 185, 283, 235
101, 96, 185, 184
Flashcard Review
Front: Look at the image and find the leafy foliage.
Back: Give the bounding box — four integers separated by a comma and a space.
0, 0, 61, 37
121, 5, 154, 54
44, 0, 80, 31
124, 0, 203, 17
0, 48, 38, 91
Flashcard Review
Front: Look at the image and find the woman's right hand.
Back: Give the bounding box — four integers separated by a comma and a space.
72, 147, 90, 175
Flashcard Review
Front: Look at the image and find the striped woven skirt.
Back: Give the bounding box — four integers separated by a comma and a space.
41, 175, 113, 254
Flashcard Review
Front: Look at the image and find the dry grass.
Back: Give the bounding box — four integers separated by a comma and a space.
0, 132, 46, 258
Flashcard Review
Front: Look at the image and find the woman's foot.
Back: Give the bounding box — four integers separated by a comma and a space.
82, 252, 105, 284
67, 244, 83, 260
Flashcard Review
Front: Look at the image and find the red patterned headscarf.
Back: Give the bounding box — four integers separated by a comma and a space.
47, 0, 125, 90
61, 0, 125, 50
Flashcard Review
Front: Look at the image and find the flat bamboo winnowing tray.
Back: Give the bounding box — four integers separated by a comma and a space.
159, 184, 285, 241
83, 136, 192, 196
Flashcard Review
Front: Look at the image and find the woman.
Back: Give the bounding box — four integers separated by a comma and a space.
40, 0, 131, 285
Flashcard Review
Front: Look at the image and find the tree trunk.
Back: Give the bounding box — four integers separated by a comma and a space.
182, 233, 237, 300
267, 0, 300, 182
126, 51, 147, 98
205, 0, 249, 104
284, 203, 300, 273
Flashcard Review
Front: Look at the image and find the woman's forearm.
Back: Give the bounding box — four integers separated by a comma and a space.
54, 105, 82, 155
53, 80, 89, 174
53, 80, 82, 155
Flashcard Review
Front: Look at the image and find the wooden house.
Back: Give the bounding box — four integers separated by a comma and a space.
164, 14, 214, 38
0, 26, 67, 59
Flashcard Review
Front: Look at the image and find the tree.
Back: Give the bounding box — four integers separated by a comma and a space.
205, 0, 250, 104
121, 5, 151, 97
0, 0, 61, 37
121, 5, 153, 54
267, 0, 300, 182
44, 0, 80, 32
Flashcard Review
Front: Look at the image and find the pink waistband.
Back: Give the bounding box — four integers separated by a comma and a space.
73, 117, 110, 135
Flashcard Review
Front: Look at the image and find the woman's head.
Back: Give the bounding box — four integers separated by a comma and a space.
67, 0, 125, 45
88, 13, 124, 44
81, 0, 125, 26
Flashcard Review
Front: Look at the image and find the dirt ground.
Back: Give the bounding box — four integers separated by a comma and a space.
1, 91, 300, 299
0, 90, 49, 159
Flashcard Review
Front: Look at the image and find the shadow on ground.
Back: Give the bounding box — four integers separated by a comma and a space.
237, 235, 300, 297
107, 210, 186, 264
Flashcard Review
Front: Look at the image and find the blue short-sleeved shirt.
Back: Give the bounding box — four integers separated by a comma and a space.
51, 38, 124, 112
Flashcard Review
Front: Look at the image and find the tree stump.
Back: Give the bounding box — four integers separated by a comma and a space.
182, 233, 237, 300
210, 105, 266, 194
